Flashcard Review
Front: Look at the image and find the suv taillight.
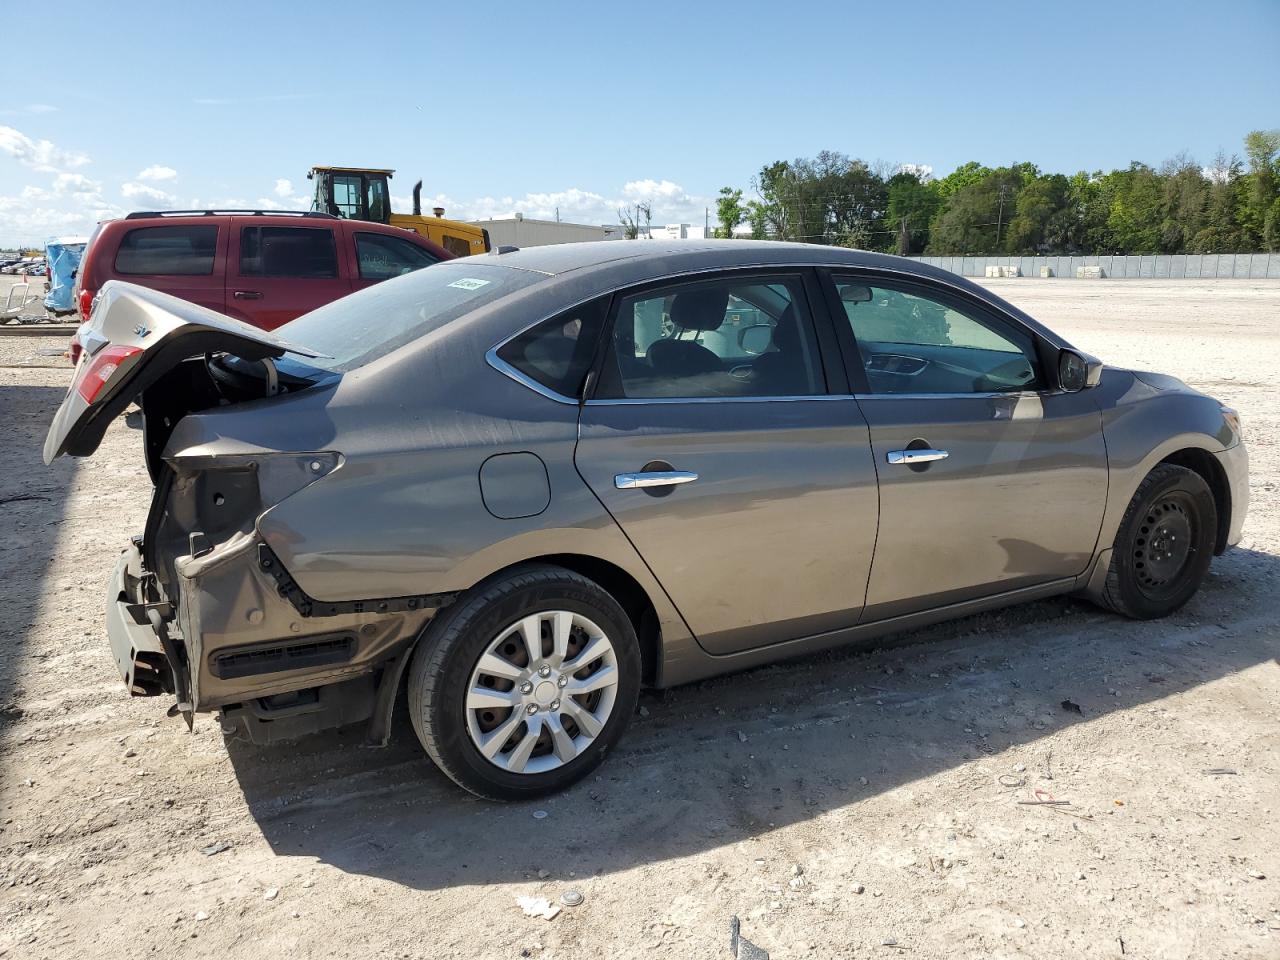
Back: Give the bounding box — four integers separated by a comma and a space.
78, 287, 95, 320
76, 344, 141, 404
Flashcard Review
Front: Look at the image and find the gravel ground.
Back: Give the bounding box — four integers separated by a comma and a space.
1, 278, 1277, 960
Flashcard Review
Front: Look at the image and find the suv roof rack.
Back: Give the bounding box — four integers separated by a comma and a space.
124, 210, 339, 220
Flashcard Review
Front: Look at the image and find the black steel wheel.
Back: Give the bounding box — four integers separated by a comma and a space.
1102, 464, 1217, 619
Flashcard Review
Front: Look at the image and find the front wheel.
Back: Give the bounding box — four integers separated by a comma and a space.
407, 565, 641, 800
1101, 463, 1217, 619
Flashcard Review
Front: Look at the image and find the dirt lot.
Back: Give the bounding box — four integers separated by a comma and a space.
1, 279, 1277, 959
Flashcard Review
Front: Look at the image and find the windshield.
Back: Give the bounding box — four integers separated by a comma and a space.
279, 262, 544, 372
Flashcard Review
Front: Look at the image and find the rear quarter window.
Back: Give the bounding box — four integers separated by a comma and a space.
495, 298, 608, 399
113, 225, 217, 276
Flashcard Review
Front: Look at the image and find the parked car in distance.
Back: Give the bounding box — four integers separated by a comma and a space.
2, 257, 41, 274
68, 210, 452, 362
44, 241, 1248, 800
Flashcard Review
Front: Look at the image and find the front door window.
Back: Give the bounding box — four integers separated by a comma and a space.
834, 278, 1041, 394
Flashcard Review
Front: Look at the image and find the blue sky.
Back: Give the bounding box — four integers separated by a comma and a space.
2, 0, 1278, 243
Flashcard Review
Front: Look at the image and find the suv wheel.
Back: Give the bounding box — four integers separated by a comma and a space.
1101, 464, 1217, 619
407, 565, 641, 800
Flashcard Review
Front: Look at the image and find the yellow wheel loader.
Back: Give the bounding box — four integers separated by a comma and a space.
308, 166, 489, 257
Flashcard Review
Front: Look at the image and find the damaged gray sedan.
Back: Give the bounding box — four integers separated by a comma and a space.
45, 241, 1248, 799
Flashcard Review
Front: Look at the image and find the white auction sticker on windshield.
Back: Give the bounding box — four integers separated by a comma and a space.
448, 278, 491, 291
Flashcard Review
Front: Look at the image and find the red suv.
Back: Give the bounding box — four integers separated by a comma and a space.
70, 210, 451, 360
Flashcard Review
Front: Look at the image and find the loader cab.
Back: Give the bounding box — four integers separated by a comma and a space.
309, 167, 393, 225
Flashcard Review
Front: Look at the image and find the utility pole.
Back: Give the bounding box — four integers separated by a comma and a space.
705, 206, 709, 238
995, 182, 1008, 248
555, 206, 559, 223
898, 214, 910, 257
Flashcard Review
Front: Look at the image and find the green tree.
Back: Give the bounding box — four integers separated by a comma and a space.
715, 187, 745, 239
926, 166, 1026, 254
1157, 155, 1208, 252
1192, 151, 1243, 252
1100, 163, 1164, 253
934, 161, 991, 199
1241, 130, 1279, 249
1006, 173, 1070, 253
885, 171, 939, 254
746, 152, 889, 246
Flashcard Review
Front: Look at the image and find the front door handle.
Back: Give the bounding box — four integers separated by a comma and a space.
887, 448, 949, 465
614, 471, 698, 490
233, 290, 263, 300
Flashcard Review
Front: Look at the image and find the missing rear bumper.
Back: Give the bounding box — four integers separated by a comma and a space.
105, 544, 176, 697
218, 675, 375, 744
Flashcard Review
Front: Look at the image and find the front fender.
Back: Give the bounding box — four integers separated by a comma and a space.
1093, 369, 1239, 559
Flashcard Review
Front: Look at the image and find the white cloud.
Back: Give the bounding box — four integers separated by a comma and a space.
0, 124, 90, 173
137, 164, 178, 182
121, 182, 177, 204
897, 163, 934, 181
622, 179, 691, 203
273, 178, 295, 198
54, 172, 102, 196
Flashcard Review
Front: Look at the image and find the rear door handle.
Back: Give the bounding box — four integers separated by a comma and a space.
614, 471, 698, 490
887, 448, 949, 465
233, 290, 263, 300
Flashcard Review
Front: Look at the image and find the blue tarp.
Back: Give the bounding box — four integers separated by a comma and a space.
44, 236, 87, 314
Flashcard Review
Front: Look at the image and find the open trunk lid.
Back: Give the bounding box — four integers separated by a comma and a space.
44, 280, 321, 464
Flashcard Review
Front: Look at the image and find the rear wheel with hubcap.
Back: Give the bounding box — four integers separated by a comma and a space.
408, 565, 640, 800
1102, 463, 1217, 619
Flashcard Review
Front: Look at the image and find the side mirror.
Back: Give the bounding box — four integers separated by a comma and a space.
1058, 348, 1103, 392
738, 323, 773, 356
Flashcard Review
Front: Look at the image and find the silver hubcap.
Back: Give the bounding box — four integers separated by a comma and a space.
464, 611, 619, 775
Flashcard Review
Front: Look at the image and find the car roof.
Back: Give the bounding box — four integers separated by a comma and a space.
484, 238, 937, 278
439, 239, 1066, 349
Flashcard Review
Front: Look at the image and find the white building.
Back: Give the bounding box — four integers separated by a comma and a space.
645, 223, 708, 240
470, 214, 625, 248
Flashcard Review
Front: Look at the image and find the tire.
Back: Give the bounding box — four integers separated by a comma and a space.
407, 564, 641, 800
1101, 464, 1217, 619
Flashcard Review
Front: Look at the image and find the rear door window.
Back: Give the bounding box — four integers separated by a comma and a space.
114, 225, 217, 275
355, 232, 439, 280
239, 226, 338, 278
595, 274, 825, 399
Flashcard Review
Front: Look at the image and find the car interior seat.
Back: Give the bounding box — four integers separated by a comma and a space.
645, 289, 727, 380
750, 305, 813, 395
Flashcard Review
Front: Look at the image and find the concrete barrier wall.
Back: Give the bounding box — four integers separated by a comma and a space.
908, 253, 1280, 279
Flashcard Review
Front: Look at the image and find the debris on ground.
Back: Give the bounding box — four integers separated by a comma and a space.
200, 841, 232, 856
1060, 699, 1083, 715
729, 915, 770, 959
516, 896, 561, 921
